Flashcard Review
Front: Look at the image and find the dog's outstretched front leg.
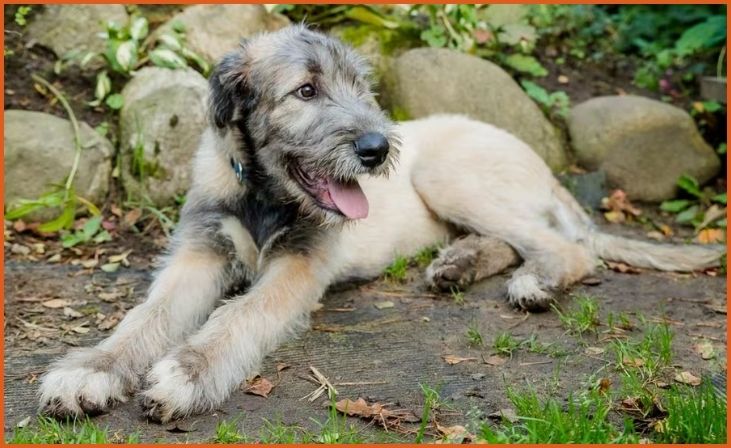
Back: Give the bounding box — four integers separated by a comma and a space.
140, 253, 329, 423
38, 244, 229, 418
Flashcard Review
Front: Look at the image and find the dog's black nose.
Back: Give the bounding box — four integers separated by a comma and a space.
354, 132, 389, 167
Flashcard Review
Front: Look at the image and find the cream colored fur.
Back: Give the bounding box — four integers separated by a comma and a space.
39, 114, 724, 422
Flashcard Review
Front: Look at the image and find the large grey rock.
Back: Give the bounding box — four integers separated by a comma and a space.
160, 5, 289, 64
26, 5, 128, 59
381, 48, 567, 170
4, 110, 113, 218
119, 67, 209, 206
569, 96, 721, 202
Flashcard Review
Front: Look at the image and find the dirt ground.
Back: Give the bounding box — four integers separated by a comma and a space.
3, 220, 727, 443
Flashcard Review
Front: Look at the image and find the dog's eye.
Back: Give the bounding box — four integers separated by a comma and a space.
296, 84, 317, 100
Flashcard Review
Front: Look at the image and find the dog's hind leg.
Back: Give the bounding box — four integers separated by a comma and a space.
426, 234, 520, 291
408, 117, 595, 310
38, 242, 230, 418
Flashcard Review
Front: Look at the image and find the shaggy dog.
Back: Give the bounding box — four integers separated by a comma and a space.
38, 25, 724, 423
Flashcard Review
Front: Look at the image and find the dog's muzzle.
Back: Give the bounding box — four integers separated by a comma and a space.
353, 132, 389, 168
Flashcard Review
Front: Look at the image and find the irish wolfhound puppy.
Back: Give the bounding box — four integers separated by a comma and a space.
38, 25, 724, 422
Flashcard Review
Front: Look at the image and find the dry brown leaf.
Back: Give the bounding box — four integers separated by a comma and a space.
335, 397, 419, 424
436, 423, 474, 443
659, 224, 674, 237
442, 354, 477, 365
623, 357, 645, 368
674, 371, 701, 386
245, 376, 274, 398
585, 346, 606, 356
581, 277, 602, 286
11, 244, 31, 255
693, 341, 715, 360
42, 298, 70, 309
374, 300, 394, 310
63, 307, 83, 318
620, 397, 640, 411
601, 189, 642, 224
696, 228, 725, 244
98, 290, 126, 302
71, 323, 90, 334
598, 377, 612, 394
484, 355, 507, 366
276, 362, 290, 372
97, 312, 122, 331
124, 208, 143, 226
487, 408, 519, 423
606, 261, 641, 274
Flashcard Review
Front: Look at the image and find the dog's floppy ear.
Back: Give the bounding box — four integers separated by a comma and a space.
208, 47, 255, 129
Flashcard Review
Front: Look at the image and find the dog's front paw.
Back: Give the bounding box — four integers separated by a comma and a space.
426, 247, 477, 291
38, 349, 132, 418
506, 274, 553, 311
140, 357, 214, 423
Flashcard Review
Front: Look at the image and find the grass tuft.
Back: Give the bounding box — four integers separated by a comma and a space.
8, 416, 139, 444
466, 323, 483, 347
553, 295, 600, 336
655, 380, 727, 444
383, 255, 409, 282
492, 332, 520, 356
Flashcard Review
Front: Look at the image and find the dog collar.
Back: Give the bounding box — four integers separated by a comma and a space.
230, 157, 247, 184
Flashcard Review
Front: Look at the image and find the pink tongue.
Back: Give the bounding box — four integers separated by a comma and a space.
327, 179, 369, 219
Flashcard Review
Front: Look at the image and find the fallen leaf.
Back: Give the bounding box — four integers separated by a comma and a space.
674, 371, 701, 386
623, 357, 645, 368
697, 228, 725, 244
32, 243, 45, 254
606, 261, 641, 274
436, 423, 474, 443
124, 208, 143, 226
621, 397, 640, 411
98, 290, 126, 302
11, 244, 31, 255
108, 249, 133, 267
101, 262, 120, 273
581, 277, 602, 286
81, 258, 99, 269
693, 341, 715, 360
483, 355, 507, 366
442, 354, 477, 365
42, 298, 70, 309
97, 312, 122, 331
72, 323, 90, 334
557, 74, 569, 84
16, 416, 31, 428
245, 376, 274, 398
335, 397, 419, 424
598, 377, 612, 394
47, 253, 62, 263
603, 210, 625, 224
696, 205, 726, 232
374, 300, 394, 310
585, 346, 605, 356
601, 189, 642, 218
276, 362, 290, 372
63, 307, 83, 318
13, 220, 27, 233
659, 224, 673, 236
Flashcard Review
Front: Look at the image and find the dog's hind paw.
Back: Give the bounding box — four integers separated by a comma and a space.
426, 246, 477, 292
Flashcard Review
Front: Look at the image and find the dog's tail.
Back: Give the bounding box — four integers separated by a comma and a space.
551, 181, 725, 272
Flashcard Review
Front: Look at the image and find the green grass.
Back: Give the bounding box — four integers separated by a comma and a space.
8, 417, 140, 444
466, 323, 483, 347
415, 383, 442, 443
450, 287, 465, 304
553, 295, 600, 336
383, 255, 409, 282
413, 245, 439, 268
478, 387, 639, 444
611, 323, 673, 379
213, 417, 247, 443
656, 381, 727, 444
492, 331, 520, 356
520, 334, 569, 358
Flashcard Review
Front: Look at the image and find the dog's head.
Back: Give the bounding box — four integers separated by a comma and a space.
209, 25, 399, 226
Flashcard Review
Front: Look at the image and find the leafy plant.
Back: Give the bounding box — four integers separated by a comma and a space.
552, 295, 600, 336
466, 323, 483, 346
659, 174, 726, 230
493, 332, 520, 356
14, 6, 32, 26
384, 255, 409, 282
520, 80, 570, 118
60, 216, 112, 248
5, 76, 100, 231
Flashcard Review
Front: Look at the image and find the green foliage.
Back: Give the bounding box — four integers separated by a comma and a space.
553, 295, 600, 336
492, 331, 520, 356
450, 287, 465, 305
479, 388, 638, 443
8, 417, 139, 444
611, 323, 673, 380
656, 381, 727, 443
659, 174, 726, 230
415, 384, 442, 443
60, 216, 112, 248
520, 80, 570, 118
504, 54, 547, 76
14, 6, 32, 26
466, 323, 483, 347
384, 255, 409, 281
213, 418, 247, 443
